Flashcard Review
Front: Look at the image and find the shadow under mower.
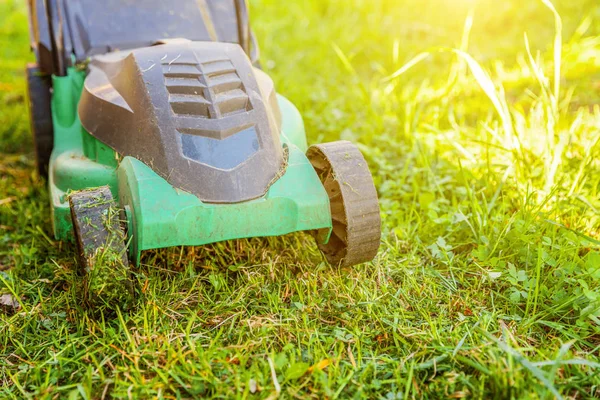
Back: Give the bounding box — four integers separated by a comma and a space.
25, 0, 381, 281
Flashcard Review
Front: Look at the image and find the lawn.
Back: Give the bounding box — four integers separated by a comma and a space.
1, 0, 600, 398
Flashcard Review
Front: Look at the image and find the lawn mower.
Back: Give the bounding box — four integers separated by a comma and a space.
25, 0, 381, 279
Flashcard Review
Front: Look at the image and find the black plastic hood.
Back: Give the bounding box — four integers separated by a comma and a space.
78, 41, 284, 203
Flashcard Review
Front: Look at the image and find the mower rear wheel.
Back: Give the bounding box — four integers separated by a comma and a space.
69, 187, 133, 308
25, 64, 53, 178
307, 141, 381, 267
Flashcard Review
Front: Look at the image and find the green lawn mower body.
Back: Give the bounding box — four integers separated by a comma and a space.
26, 0, 381, 269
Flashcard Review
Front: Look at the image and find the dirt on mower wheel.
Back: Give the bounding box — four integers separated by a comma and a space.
25, 63, 53, 178
307, 140, 381, 267
69, 186, 134, 311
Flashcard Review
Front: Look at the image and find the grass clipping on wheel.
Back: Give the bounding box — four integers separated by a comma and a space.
69, 189, 135, 315
82, 235, 135, 315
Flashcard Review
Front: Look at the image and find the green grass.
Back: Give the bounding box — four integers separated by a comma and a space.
1, 0, 600, 397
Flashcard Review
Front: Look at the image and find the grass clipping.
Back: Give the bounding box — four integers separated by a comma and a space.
82, 236, 134, 315
70, 193, 135, 315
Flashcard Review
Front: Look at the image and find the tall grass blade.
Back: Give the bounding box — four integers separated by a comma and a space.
540, 0, 563, 106
452, 50, 514, 145
383, 52, 431, 82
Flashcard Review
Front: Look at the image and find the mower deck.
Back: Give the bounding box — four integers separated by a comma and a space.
49, 69, 332, 264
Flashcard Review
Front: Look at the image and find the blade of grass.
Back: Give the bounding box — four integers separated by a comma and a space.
452, 50, 515, 145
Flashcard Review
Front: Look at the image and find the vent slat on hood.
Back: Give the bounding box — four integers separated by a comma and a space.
164, 56, 251, 122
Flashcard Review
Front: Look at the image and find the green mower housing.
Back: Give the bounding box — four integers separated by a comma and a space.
26, 0, 381, 270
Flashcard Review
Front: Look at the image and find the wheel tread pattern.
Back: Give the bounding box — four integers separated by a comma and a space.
307, 141, 381, 267
69, 186, 128, 272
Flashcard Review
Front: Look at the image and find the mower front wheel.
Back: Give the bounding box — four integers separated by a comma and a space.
307, 141, 381, 267
69, 186, 134, 310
